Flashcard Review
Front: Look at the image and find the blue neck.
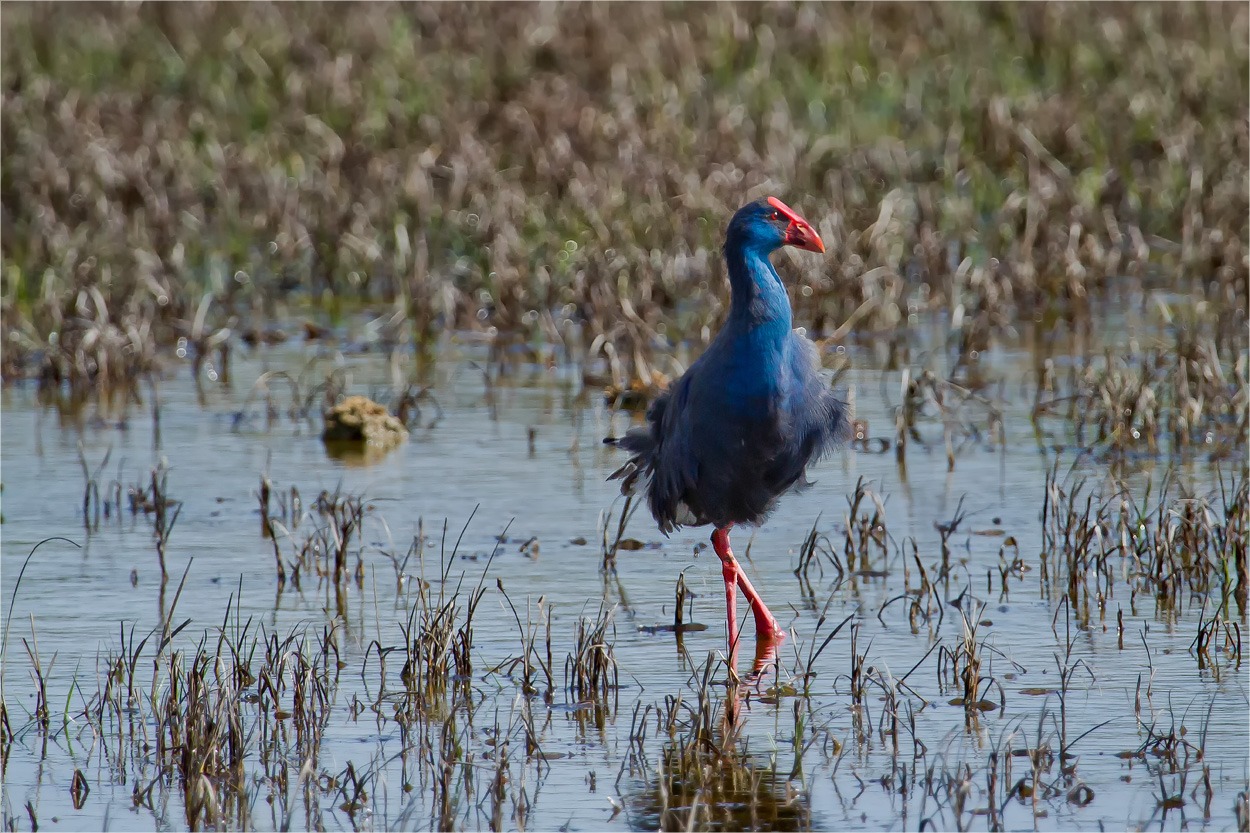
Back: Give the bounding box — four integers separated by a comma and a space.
716, 241, 793, 414
725, 242, 793, 332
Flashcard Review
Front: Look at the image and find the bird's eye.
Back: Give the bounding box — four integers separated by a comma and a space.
771, 211, 779, 220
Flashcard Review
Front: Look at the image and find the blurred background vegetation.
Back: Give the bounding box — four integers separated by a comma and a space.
1, 2, 1246, 406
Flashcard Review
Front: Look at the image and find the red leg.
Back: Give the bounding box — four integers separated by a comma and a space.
711, 528, 787, 640
721, 556, 740, 668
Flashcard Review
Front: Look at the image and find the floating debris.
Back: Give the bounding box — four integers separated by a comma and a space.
322, 396, 408, 451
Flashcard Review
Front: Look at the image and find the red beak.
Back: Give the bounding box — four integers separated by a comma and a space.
767, 196, 825, 254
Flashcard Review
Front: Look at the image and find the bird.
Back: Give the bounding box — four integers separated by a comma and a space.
605, 196, 848, 661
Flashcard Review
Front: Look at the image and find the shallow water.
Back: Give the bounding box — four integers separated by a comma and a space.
1, 324, 1246, 832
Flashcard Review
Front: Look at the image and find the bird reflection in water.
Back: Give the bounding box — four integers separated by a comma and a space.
733, 624, 784, 686
627, 630, 809, 831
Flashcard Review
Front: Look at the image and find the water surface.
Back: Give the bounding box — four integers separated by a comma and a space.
1, 327, 1246, 831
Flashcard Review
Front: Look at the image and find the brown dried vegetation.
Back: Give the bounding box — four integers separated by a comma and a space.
2, 4, 1246, 453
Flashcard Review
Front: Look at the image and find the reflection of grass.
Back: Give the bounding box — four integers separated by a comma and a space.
2, 5, 1246, 413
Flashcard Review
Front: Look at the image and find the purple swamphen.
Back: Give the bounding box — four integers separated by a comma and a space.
606, 197, 848, 659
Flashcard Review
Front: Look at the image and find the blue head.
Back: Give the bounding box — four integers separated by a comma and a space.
715, 197, 826, 401
725, 197, 825, 256
722, 197, 825, 324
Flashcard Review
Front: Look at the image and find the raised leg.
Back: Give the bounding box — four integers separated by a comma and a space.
711, 527, 787, 640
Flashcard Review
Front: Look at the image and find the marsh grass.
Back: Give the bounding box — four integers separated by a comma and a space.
1, 4, 1245, 463
3, 451, 1249, 831
3, 7, 1248, 810
1041, 461, 1249, 625
39, 443, 1241, 830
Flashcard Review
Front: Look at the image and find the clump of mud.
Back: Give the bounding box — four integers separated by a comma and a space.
322, 395, 408, 450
